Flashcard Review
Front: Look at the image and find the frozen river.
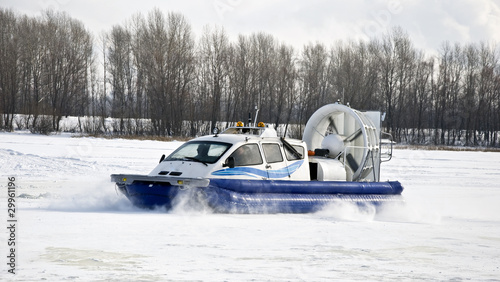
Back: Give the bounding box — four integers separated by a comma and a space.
1, 132, 499, 281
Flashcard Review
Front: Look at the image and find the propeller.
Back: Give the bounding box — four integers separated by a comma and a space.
327, 116, 339, 135
343, 128, 362, 143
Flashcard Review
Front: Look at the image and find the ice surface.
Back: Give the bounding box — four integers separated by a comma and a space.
1, 132, 499, 281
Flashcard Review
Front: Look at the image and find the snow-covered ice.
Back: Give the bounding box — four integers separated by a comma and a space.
1, 131, 499, 281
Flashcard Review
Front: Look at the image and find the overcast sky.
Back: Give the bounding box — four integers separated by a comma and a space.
2, 0, 500, 55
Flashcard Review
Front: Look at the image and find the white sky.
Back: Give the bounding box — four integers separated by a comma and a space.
2, 0, 500, 55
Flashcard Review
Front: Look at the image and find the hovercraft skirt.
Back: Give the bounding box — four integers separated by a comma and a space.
119, 178, 403, 213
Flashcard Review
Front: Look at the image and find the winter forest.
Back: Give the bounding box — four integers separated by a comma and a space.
1, 8, 499, 147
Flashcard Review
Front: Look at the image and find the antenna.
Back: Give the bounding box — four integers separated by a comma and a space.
253, 106, 259, 127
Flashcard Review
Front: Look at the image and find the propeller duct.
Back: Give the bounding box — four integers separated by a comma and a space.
303, 103, 381, 181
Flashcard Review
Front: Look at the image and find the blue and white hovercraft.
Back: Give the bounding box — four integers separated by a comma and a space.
111, 103, 403, 213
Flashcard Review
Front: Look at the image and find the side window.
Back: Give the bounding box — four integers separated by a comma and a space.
230, 144, 263, 166
262, 143, 283, 163
284, 145, 304, 161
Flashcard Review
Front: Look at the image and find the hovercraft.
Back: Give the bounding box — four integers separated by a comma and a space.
111, 103, 403, 213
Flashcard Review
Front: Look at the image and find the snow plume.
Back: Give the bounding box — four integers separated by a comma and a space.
375, 200, 442, 224
169, 187, 215, 215
316, 201, 378, 221
47, 179, 217, 214
315, 198, 442, 224
47, 176, 140, 213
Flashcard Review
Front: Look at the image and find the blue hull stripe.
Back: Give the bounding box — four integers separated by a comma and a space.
211, 160, 304, 178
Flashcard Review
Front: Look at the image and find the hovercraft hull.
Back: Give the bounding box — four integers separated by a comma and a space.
116, 178, 403, 213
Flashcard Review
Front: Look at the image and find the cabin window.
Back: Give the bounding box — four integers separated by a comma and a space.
284, 145, 304, 161
166, 141, 232, 164
262, 143, 283, 163
230, 144, 263, 166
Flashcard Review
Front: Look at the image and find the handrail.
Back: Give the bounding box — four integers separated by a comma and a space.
380, 131, 393, 162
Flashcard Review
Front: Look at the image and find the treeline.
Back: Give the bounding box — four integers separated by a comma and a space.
1, 8, 499, 146
0, 9, 99, 134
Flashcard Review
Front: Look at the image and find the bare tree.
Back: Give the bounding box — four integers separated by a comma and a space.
297, 42, 329, 127
197, 25, 230, 131
0, 9, 18, 130
273, 43, 297, 131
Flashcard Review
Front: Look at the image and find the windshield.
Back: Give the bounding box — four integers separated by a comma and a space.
165, 141, 232, 164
